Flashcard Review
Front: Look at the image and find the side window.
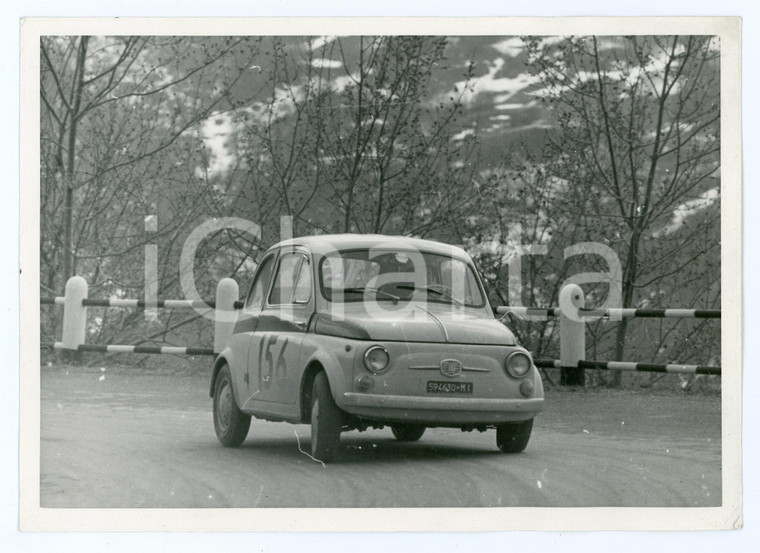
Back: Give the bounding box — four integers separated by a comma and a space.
269, 253, 302, 305
293, 257, 312, 304
245, 255, 274, 310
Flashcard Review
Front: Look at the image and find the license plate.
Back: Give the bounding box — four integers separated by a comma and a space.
426, 381, 473, 394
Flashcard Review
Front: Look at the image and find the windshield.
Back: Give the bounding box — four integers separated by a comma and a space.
319, 249, 486, 308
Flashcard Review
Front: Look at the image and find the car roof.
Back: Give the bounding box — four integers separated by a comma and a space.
271, 233, 471, 260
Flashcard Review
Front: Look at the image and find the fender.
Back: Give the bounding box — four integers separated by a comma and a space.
209, 348, 235, 397
297, 345, 355, 422
208, 349, 230, 397
533, 364, 545, 400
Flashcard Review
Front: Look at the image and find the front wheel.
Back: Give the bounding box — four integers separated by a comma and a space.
496, 419, 533, 453
391, 424, 426, 442
213, 365, 251, 447
310, 372, 343, 462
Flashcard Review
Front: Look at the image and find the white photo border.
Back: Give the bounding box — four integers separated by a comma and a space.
19, 16, 742, 532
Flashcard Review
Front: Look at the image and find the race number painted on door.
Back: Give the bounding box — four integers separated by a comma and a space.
258, 334, 289, 391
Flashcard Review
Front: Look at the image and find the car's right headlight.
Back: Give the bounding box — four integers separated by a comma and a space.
363, 345, 390, 374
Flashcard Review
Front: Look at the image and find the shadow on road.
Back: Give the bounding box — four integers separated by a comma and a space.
205, 433, 508, 465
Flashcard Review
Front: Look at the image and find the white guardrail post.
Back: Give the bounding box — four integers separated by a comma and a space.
559, 283, 586, 386
214, 278, 239, 354
61, 276, 88, 350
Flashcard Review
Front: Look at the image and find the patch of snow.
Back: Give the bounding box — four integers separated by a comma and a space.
312, 58, 342, 69
451, 128, 475, 141
495, 100, 537, 111
658, 187, 720, 236
492, 38, 525, 58
451, 58, 540, 106
310, 36, 338, 51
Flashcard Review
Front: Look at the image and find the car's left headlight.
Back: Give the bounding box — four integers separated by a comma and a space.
505, 351, 532, 378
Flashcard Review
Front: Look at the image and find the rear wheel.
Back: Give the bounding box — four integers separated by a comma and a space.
213, 365, 251, 447
310, 372, 342, 462
496, 419, 533, 453
391, 424, 426, 442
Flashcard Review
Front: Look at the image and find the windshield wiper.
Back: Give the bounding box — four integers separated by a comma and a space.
394, 284, 465, 306
338, 287, 400, 303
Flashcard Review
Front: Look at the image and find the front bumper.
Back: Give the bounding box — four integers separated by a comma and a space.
340, 392, 543, 425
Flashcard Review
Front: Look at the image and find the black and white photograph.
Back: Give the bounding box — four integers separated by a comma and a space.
18, 16, 742, 533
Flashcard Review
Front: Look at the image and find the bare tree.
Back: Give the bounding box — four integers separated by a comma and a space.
523, 36, 721, 382
465, 151, 586, 385
216, 36, 482, 245
40, 35, 261, 291
40, 36, 262, 349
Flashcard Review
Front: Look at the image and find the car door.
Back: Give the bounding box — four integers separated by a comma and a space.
234, 252, 276, 404
249, 249, 314, 407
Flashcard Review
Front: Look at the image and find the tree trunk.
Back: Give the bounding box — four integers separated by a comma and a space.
60, 37, 89, 364
62, 36, 88, 282
62, 183, 73, 282
612, 231, 640, 386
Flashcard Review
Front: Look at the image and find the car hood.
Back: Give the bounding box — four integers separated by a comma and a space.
313, 304, 515, 345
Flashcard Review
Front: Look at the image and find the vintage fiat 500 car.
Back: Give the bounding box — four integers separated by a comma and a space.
210, 234, 543, 462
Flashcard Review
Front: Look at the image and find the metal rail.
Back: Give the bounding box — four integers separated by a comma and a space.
496, 306, 720, 319
534, 358, 720, 375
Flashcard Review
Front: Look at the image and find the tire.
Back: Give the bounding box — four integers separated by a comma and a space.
213, 365, 251, 447
391, 424, 426, 442
310, 372, 343, 462
496, 419, 533, 453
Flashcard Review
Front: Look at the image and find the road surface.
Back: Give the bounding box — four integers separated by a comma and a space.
40, 365, 721, 508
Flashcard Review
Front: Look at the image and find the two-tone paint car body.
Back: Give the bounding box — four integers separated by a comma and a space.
210, 234, 543, 461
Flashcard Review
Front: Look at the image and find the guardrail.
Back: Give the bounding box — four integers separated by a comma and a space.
496, 283, 721, 384
533, 359, 721, 376
41, 278, 721, 383
495, 307, 721, 319
41, 276, 241, 356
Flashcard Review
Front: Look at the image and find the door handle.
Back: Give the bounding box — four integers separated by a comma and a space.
294, 320, 308, 331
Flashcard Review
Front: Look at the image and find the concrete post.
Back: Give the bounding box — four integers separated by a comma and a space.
559, 283, 586, 386
214, 278, 239, 354
61, 276, 88, 350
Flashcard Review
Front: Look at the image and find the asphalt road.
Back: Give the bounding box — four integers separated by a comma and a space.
40, 365, 721, 508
